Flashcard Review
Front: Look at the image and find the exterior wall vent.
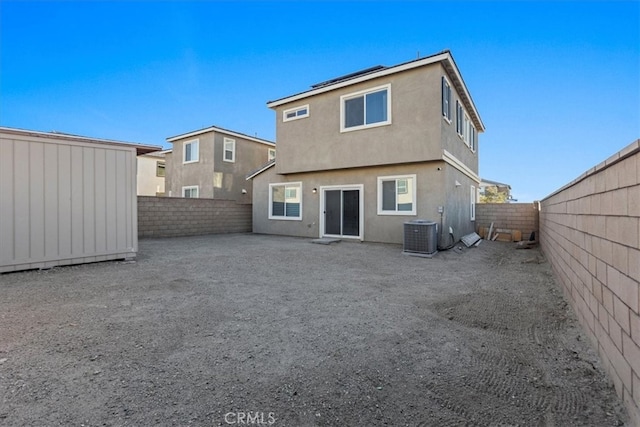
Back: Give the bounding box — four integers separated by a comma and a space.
403, 220, 438, 257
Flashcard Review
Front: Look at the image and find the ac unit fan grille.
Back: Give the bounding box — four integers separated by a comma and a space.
403, 221, 438, 255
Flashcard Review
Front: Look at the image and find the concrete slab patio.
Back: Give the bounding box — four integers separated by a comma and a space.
0, 234, 629, 426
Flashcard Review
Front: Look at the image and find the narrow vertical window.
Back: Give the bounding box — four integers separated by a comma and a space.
223, 138, 235, 163
183, 139, 199, 163
470, 185, 476, 220
442, 77, 451, 121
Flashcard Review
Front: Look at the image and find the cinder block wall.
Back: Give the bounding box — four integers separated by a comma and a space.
539, 140, 640, 426
475, 203, 539, 239
138, 196, 252, 238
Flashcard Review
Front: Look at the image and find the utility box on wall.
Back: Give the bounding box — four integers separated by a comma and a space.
0, 127, 161, 273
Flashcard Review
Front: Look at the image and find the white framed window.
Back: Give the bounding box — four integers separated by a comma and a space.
269, 182, 302, 220
442, 76, 451, 122
463, 114, 471, 147
470, 125, 477, 152
470, 185, 476, 220
341, 84, 391, 132
223, 138, 235, 163
182, 186, 199, 198
183, 139, 199, 164
377, 174, 417, 215
156, 161, 165, 177
268, 148, 276, 161
456, 100, 463, 136
283, 105, 309, 122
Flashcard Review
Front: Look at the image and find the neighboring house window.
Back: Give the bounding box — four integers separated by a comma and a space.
470, 185, 476, 220
442, 77, 451, 122
182, 186, 199, 198
377, 175, 417, 215
341, 84, 391, 132
268, 148, 276, 161
283, 105, 309, 122
156, 161, 165, 177
183, 139, 199, 163
223, 138, 235, 163
269, 182, 302, 220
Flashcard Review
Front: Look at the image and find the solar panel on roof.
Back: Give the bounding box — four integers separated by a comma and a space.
311, 65, 386, 89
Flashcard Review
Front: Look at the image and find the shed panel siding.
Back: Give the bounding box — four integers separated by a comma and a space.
0, 134, 138, 273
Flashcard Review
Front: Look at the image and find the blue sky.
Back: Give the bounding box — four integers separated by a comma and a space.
1, 1, 638, 202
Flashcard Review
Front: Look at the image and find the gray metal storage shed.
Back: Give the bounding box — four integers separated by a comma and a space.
0, 127, 161, 273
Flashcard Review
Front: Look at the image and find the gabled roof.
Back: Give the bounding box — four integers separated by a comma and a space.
167, 125, 275, 146
480, 179, 511, 189
0, 126, 161, 155
246, 159, 275, 180
267, 50, 485, 132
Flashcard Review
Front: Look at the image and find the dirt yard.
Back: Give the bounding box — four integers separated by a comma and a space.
0, 234, 629, 426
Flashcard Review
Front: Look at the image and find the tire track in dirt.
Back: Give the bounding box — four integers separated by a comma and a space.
427, 280, 595, 425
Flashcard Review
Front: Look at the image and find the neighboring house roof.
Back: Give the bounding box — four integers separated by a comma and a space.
0, 126, 161, 155
139, 150, 167, 159
167, 125, 275, 147
246, 159, 275, 180
480, 179, 512, 189
267, 49, 485, 132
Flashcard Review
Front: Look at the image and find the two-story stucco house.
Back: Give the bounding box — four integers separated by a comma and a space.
249, 50, 484, 245
165, 125, 275, 203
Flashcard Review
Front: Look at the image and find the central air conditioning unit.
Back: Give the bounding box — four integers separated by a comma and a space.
403, 220, 438, 257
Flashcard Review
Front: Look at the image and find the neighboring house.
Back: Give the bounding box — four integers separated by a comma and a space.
479, 178, 512, 203
165, 126, 275, 203
248, 50, 484, 245
137, 150, 167, 196
0, 126, 161, 272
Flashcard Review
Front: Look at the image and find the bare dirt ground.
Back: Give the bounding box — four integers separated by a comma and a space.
0, 234, 629, 426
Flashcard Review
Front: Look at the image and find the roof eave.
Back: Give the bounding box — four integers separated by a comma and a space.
0, 126, 162, 155
167, 125, 275, 146
266, 50, 484, 133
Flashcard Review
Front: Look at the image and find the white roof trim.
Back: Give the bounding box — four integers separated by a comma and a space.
167, 126, 275, 146
246, 160, 276, 180
0, 126, 161, 154
442, 149, 481, 184
267, 51, 484, 133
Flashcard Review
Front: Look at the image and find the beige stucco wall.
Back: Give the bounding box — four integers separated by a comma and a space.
167, 130, 273, 202
252, 162, 468, 244
540, 140, 640, 426
137, 155, 165, 196
0, 131, 138, 273
273, 63, 478, 176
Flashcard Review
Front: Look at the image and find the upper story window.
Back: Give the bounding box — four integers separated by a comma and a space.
456, 101, 477, 152
456, 101, 463, 135
283, 105, 309, 122
377, 174, 417, 215
269, 182, 302, 220
156, 161, 165, 177
223, 138, 235, 163
268, 148, 276, 161
442, 77, 452, 122
183, 139, 199, 164
182, 185, 199, 198
340, 84, 391, 132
